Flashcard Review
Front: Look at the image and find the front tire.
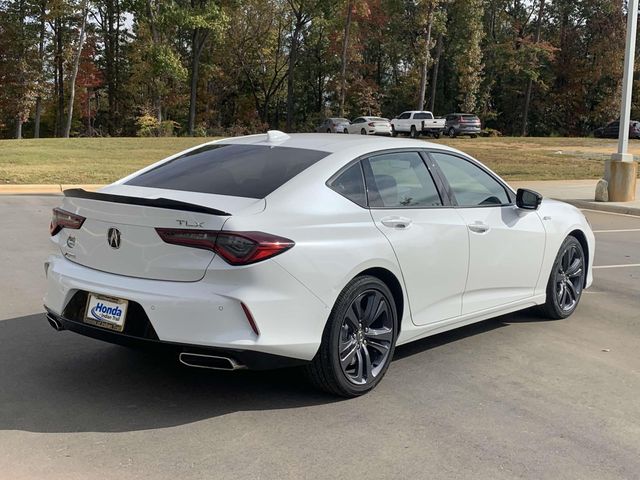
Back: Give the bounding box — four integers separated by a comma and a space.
448, 127, 457, 138
391, 126, 398, 137
306, 276, 398, 397
539, 236, 586, 319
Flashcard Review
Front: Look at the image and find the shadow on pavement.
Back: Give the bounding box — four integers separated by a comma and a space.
0, 308, 542, 433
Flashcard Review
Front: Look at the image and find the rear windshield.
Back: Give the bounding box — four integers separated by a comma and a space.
126, 144, 329, 198
462, 115, 479, 120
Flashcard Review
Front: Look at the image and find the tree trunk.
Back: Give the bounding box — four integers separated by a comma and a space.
188, 29, 208, 136
56, 17, 65, 137
64, 1, 89, 138
15, 118, 23, 140
34, 0, 46, 138
429, 33, 444, 112
522, 0, 545, 136
286, 21, 302, 132
417, 12, 433, 110
339, 0, 353, 117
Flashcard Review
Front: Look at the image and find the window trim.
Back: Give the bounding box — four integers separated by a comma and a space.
325, 160, 368, 208
361, 150, 449, 210
326, 148, 457, 210
426, 149, 516, 208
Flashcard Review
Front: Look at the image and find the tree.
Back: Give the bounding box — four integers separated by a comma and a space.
64, 0, 89, 138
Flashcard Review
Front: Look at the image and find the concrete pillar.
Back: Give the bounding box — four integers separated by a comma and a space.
608, 157, 638, 202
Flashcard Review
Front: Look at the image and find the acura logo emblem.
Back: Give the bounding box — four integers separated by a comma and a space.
107, 228, 121, 249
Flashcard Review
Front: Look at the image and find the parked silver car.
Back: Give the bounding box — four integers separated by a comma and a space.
316, 118, 351, 133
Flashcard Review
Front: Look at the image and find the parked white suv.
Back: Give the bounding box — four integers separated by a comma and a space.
391, 111, 446, 138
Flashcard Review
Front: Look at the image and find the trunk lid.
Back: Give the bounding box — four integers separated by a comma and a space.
55, 186, 264, 282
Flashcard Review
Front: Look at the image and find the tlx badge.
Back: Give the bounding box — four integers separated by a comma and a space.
176, 220, 204, 228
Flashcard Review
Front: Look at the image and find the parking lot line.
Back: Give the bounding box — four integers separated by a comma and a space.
593, 228, 640, 233
593, 263, 640, 269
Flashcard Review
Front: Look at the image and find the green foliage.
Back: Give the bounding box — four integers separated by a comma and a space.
0, 0, 634, 138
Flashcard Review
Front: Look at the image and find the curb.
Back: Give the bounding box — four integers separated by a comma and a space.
0, 184, 104, 195
560, 199, 640, 217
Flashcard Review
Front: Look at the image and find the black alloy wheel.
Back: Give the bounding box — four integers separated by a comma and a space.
540, 236, 586, 319
306, 276, 398, 397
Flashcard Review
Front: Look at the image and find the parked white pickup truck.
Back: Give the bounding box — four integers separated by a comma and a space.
390, 111, 446, 138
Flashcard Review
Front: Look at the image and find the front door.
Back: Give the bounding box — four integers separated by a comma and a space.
430, 151, 546, 314
363, 151, 469, 326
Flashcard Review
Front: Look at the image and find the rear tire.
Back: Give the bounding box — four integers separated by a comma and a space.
539, 236, 586, 320
343, 128, 349, 134
448, 127, 457, 138
471, 134, 477, 139
360, 128, 367, 135
306, 276, 398, 397
433, 132, 440, 139
391, 126, 398, 137
409, 126, 418, 138
326, 128, 332, 133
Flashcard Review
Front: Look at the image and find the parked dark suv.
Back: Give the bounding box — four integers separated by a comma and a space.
444, 113, 481, 138
594, 120, 640, 139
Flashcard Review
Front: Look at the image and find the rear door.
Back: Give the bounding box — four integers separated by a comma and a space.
430, 151, 546, 314
363, 151, 469, 326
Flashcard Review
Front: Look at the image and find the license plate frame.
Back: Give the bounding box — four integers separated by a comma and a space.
84, 293, 129, 333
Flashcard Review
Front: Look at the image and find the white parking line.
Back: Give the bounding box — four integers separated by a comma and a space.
593, 228, 640, 233
593, 264, 640, 269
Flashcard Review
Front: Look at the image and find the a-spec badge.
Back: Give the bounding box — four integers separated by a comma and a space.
107, 227, 122, 249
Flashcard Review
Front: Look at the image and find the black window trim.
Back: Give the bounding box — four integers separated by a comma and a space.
326, 148, 453, 210
425, 149, 516, 208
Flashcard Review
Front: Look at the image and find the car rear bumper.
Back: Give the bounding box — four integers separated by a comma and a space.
44, 308, 305, 369
44, 254, 329, 363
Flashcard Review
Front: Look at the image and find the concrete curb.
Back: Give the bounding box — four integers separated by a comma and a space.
0, 184, 104, 195
560, 199, 640, 217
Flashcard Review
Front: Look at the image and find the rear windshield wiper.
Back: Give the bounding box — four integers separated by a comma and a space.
63, 188, 231, 216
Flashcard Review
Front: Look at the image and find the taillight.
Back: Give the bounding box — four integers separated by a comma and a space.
368, 122, 375, 127
155, 229, 294, 266
50, 208, 85, 236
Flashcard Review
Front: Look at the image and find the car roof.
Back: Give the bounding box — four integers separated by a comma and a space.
212, 132, 459, 156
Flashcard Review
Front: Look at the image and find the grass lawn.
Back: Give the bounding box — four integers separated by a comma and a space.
0, 136, 638, 184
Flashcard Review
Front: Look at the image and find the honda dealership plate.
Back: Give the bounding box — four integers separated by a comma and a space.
84, 293, 129, 332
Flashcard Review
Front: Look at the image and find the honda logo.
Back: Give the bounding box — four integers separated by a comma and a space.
107, 228, 121, 249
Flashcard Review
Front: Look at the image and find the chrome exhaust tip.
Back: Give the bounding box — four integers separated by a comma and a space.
46, 314, 65, 331
179, 352, 245, 371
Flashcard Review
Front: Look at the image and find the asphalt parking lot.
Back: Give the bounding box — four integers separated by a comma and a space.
1, 196, 639, 480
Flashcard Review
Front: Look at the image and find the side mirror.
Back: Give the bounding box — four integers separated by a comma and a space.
516, 188, 542, 210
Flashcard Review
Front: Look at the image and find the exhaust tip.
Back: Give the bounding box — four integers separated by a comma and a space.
179, 352, 245, 371
47, 314, 65, 331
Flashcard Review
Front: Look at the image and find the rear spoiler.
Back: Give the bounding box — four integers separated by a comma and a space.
63, 188, 231, 216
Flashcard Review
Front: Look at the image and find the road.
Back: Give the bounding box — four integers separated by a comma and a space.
1, 196, 639, 480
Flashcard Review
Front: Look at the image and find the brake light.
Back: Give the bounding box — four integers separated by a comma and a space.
155, 229, 294, 266
368, 122, 375, 127
50, 208, 85, 236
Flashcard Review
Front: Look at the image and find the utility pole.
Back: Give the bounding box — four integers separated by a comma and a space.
604, 0, 638, 201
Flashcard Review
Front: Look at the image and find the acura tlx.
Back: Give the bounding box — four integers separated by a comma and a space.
44, 131, 594, 397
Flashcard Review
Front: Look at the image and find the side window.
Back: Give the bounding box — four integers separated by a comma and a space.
353, 118, 363, 124
398, 112, 411, 120
363, 152, 442, 208
431, 152, 510, 207
328, 162, 367, 207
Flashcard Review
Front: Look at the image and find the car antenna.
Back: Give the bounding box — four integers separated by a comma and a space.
266, 130, 290, 143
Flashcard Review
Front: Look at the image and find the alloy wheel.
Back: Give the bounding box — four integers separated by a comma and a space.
555, 243, 584, 312
338, 289, 394, 385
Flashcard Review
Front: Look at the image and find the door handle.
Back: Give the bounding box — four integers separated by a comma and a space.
468, 222, 490, 234
381, 216, 413, 229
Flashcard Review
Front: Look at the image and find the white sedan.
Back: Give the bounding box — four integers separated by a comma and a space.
44, 132, 594, 397
344, 116, 392, 135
